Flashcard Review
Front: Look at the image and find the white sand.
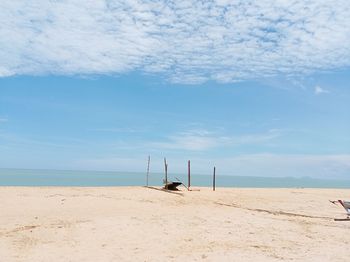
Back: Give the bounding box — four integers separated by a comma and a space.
1, 187, 350, 261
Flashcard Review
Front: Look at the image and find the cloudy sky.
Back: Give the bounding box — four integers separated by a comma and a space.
0, 0, 350, 179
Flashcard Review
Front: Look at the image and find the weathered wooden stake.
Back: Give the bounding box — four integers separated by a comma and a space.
187, 160, 191, 190
213, 166, 216, 191
146, 155, 150, 187
164, 158, 168, 188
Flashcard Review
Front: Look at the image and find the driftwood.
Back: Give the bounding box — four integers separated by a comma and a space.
334, 218, 350, 221
163, 181, 182, 191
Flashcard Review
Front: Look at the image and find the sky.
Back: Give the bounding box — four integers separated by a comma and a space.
0, 0, 350, 179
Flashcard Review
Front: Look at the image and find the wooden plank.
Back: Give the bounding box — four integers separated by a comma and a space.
334, 218, 350, 221
164, 158, 168, 188
213, 166, 216, 191
188, 160, 191, 190
146, 155, 150, 187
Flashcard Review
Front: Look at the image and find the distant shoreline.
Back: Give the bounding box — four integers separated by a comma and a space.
1, 168, 349, 188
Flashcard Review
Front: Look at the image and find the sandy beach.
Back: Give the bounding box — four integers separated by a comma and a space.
1, 186, 350, 261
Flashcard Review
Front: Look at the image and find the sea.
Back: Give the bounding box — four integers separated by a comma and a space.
0, 168, 349, 188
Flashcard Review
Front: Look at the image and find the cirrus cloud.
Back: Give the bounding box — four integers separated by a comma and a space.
314, 85, 329, 95
0, 0, 350, 83
149, 128, 281, 151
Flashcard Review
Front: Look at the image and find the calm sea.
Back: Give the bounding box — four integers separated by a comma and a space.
0, 168, 350, 188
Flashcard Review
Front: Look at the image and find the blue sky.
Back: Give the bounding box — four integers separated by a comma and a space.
0, 1, 350, 178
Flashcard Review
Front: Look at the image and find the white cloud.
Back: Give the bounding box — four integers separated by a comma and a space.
0, 117, 8, 123
150, 129, 281, 151
91, 127, 139, 133
210, 154, 350, 179
314, 85, 329, 95
151, 130, 222, 151
0, 1, 350, 83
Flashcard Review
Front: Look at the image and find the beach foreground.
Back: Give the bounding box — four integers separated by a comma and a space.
1, 187, 350, 261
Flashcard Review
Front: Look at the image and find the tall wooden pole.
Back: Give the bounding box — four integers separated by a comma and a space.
187, 160, 191, 190
213, 166, 216, 191
164, 158, 168, 188
146, 155, 150, 187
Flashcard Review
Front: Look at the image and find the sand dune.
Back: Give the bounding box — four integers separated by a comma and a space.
1, 187, 350, 261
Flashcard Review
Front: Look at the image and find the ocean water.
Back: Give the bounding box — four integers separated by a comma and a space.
1, 168, 350, 188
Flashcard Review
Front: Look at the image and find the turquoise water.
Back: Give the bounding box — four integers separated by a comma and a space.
0, 168, 350, 188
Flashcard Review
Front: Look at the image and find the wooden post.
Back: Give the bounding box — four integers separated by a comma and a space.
187, 160, 191, 190
146, 155, 150, 187
213, 166, 216, 191
164, 158, 168, 188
